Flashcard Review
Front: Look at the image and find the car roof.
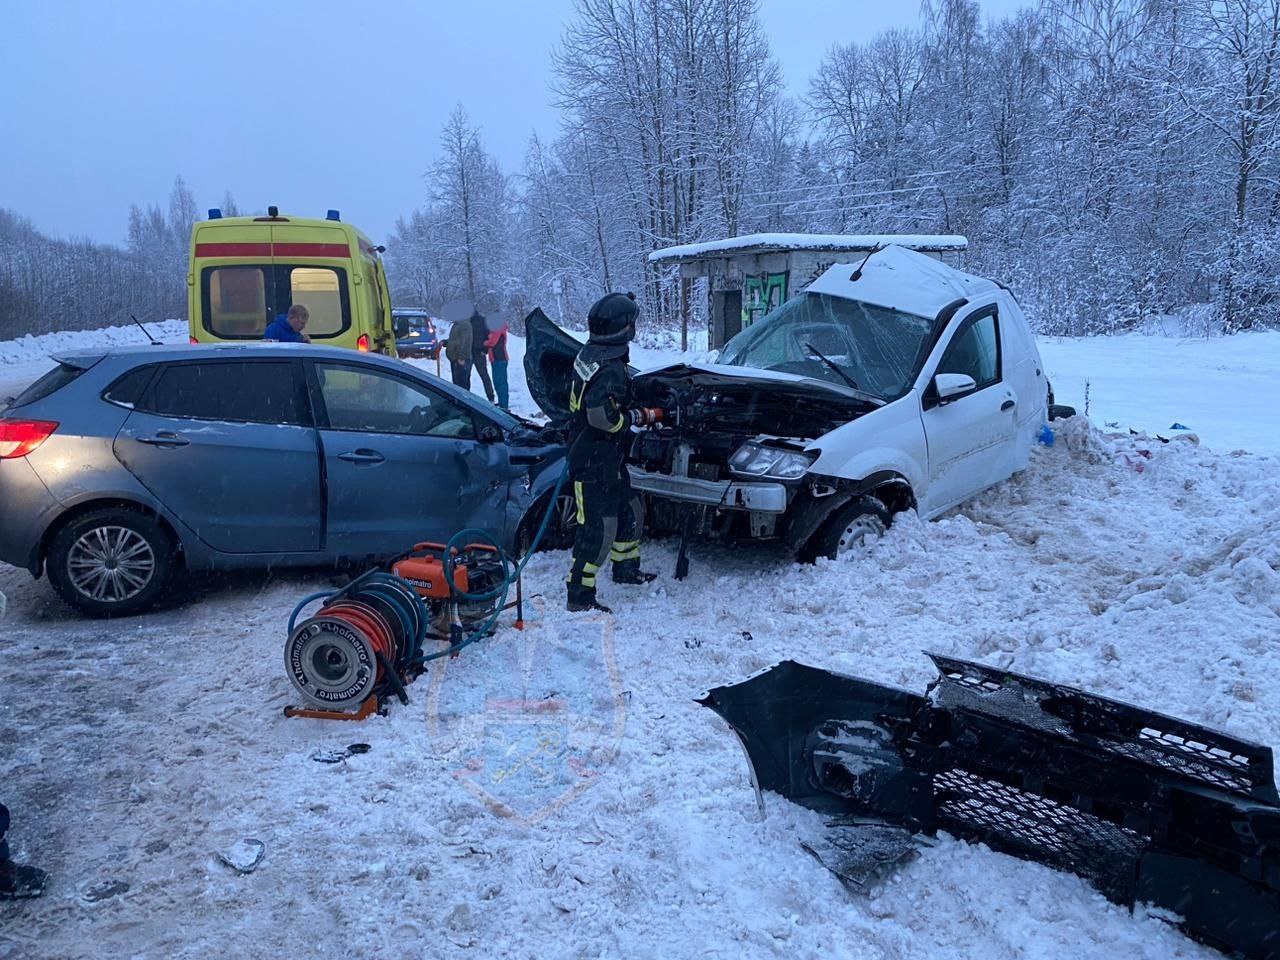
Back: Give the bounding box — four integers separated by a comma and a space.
804, 244, 1002, 318
50, 341, 521, 427
52, 342, 410, 369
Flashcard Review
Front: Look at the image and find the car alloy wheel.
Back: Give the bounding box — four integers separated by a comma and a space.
66, 525, 157, 603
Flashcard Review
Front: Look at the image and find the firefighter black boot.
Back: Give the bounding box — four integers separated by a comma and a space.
611, 558, 657, 585
566, 583, 612, 614
0, 805, 46, 901
0, 860, 47, 900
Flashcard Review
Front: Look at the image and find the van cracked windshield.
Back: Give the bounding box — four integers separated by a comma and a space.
717, 290, 937, 403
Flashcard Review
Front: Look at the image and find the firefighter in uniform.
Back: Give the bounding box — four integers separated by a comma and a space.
566, 292, 666, 612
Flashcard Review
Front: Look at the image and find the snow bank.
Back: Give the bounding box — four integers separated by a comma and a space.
1, 398, 1276, 956
0, 319, 186, 366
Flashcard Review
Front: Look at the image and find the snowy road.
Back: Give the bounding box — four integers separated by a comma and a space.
0, 323, 1277, 959
3, 419, 1275, 959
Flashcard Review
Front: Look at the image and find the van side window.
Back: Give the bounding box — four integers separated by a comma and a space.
209, 267, 268, 336
289, 267, 344, 336
939, 313, 1000, 390
140, 361, 305, 425
367, 262, 385, 326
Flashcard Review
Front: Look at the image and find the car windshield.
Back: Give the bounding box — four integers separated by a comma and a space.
718, 292, 937, 401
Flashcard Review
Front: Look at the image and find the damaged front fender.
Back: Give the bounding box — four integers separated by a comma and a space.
699, 655, 1280, 960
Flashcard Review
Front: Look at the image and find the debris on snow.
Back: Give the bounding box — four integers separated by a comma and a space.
216, 838, 266, 875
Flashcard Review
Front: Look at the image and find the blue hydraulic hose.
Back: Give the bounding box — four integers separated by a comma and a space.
288, 591, 334, 633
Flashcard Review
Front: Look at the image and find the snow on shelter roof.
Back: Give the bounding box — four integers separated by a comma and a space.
648, 232, 968, 263
804, 244, 1000, 319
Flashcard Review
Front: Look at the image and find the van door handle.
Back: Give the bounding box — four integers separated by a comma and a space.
137, 432, 189, 447
1001, 399, 1016, 412
509, 453, 546, 465
338, 449, 385, 464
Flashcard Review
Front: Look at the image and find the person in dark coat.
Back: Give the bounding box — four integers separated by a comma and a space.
485, 318, 510, 410
469, 310, 496, 403
445, 317, 473, 389
565, 292, 666, 613
0, 803, 47, 900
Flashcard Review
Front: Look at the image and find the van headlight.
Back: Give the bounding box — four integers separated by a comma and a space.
729, 441, 816, 480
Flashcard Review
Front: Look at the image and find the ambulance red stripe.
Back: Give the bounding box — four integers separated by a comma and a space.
194, 242, 350, 259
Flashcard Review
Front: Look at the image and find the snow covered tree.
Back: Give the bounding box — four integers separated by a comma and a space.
430, 105, 512, 310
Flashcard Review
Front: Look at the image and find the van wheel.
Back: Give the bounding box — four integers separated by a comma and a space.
46, 508, 177, 617
799, 496, 892, 563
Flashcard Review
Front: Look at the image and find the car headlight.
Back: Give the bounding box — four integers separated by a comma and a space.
729, 441, 816, 480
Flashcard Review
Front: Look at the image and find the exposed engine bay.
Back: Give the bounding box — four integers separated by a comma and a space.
521, 307, 884, 547
625, 365, 874, 540
635, 365, 864, 442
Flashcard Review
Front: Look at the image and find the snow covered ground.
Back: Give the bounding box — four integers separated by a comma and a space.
0, 322, 1277, 959
1039, 332, 1280, 457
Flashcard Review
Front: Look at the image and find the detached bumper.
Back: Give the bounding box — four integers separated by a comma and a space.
627, 466, 788, 513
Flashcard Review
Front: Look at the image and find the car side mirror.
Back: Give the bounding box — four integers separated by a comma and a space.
478, 423, 503, 443
394, 318, 410, 339
934, 372, 977, 402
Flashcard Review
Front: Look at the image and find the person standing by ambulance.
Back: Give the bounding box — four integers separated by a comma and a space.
565, 292, 666, 613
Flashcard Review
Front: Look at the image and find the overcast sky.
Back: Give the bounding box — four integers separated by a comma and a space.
1, 0, 1027, 246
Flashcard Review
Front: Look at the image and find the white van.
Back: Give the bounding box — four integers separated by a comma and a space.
526, 246, 1064, 560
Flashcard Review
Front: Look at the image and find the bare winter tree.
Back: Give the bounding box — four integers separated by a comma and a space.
430, 105, 513, 311
550, 0, 781, 342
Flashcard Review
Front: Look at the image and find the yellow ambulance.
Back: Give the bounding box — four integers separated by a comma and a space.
186, 207, 403, 355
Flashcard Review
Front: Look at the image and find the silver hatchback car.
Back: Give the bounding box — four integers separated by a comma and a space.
0, 343, 566, 616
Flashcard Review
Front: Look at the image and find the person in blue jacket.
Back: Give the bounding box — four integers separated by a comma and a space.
263, 305, 311, 343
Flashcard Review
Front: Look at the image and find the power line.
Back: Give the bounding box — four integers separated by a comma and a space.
732, 159, 1033, 202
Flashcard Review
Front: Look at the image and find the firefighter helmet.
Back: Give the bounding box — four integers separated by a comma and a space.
587, 292, 638, 345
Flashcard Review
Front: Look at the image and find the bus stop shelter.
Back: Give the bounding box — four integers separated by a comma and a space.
648, 233, 968, 349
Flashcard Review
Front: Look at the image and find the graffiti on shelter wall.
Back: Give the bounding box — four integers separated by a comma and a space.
741, 272, 788, 329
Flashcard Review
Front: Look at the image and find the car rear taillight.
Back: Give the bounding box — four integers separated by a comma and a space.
189, 336, 199, 345
357, 334, 370, 352
0, 419, 58, 459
